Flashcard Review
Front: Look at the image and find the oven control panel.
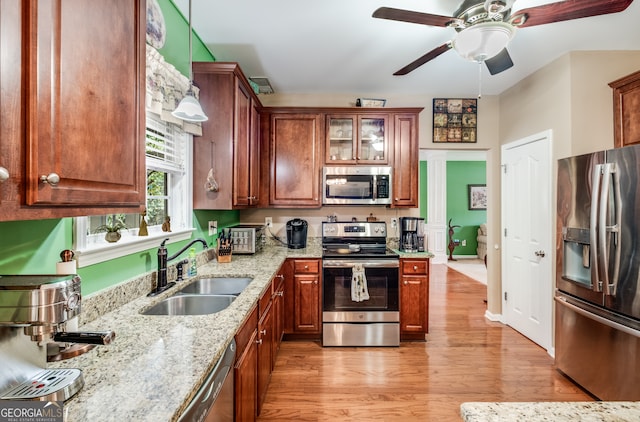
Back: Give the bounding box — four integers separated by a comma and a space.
322, 222, 386, 237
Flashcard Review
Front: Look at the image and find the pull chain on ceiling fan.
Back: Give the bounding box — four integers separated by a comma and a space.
372, 0, 634, 77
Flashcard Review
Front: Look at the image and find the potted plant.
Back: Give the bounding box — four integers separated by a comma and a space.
94, 218, 127, 243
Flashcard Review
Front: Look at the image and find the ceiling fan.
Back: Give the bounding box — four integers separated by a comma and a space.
373, 0, 634, 76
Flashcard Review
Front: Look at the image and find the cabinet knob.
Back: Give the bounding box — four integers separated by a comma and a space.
413, 266, 418, 271
304, 265, 308, 270
256, 339, 263, 345
260, 329, 267, 335
404, 280, 408, 285
40, 173, 60, 187
277, 291, 284, 296
313, 280, 318, 285
0, 167, 9, 182
277, 274, 284, 280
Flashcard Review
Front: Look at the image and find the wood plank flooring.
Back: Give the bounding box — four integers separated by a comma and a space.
258, 264, 592, 421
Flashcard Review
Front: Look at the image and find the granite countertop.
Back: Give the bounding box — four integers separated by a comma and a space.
52, 244, 321, 422
460, 402, 640, 421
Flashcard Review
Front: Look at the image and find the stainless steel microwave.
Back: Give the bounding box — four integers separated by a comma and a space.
322, 166, 392, 205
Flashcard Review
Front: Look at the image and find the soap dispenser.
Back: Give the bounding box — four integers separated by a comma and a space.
188, 247, 197, 277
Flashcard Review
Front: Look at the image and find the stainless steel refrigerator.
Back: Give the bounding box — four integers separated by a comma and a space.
556, 144, 640, 400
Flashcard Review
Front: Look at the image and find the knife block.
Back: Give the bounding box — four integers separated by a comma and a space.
217, 239, 232, 263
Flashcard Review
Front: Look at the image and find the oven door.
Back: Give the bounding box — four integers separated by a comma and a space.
322, 259, 399, 316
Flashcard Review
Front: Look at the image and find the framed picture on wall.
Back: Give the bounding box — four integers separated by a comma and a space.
468, 184, 487, 210
433, 98, 477, 143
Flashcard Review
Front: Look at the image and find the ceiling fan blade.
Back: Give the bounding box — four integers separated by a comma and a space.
394, 43, 452, 76
484, 48, 514, 75
373, 7, 455, 27
511, 0, 633, 28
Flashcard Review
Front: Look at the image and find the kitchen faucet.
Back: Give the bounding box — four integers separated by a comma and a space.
149, 238, 208, 296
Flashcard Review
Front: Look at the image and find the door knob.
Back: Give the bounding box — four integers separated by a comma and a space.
535, 250, 546, 258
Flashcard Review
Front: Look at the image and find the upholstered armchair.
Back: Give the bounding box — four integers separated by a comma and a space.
477, 223, 487, 260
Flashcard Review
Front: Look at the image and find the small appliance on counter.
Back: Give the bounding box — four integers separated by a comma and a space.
0, 274, 115, 402
286, 218, 308, 249
399, 217, 425, 252
229, 224, 265, 254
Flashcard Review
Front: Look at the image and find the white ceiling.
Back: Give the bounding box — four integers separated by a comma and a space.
173, 0, 640, 98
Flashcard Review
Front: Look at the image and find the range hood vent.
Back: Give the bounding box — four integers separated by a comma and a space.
249, 77, 274, 94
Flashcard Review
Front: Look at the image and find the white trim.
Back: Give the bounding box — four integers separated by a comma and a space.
484, 309, 503, 322
74, 227, 194, 267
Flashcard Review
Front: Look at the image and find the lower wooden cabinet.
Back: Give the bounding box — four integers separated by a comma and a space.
257, 281, 274, 415
234, 305, 258, 421
400, 258, 430, 341
272, 272, 285, 368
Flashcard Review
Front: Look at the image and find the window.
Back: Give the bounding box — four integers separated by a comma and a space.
74, 112, 194, 267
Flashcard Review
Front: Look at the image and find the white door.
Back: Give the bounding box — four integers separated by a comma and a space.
501, 131, 553, 352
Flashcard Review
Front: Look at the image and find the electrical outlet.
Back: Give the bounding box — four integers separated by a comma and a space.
391, 218, 397, 229
265, 217, 273, 227
208, 221, 217, 236
462, 239, 467, 246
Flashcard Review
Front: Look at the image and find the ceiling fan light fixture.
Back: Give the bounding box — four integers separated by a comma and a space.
453, 21, 516, 62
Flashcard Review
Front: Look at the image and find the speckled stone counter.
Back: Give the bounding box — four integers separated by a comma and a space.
460, 402, 640, 421
393, 249, 435, 259
51, 244, 321, 422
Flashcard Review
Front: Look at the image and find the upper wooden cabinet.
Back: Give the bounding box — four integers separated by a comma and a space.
326, 114, 389, 164
392, 113, 420, 208
192, 62, 262, 210
264, 112, 323, 208
609, 70, 640, 148
0, 0, 146, 221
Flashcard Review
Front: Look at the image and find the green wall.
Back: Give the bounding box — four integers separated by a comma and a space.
0, 1, 239, 295
446, 161, 486, 256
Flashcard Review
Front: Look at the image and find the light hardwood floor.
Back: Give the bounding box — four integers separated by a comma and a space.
258, 263, 592, 421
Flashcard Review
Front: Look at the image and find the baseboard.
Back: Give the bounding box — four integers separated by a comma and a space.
450, 255, 480, 260
484, 309, 502, 322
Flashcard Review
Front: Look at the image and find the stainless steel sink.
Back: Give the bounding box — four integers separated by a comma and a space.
177, 277, 253, 296
141, 294, 235, 316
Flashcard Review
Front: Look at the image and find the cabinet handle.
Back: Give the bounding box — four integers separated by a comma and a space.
304, 265, 309, 270
313, 280, 318, 285
404, 280, 408, 285
0, 167, 9, 182
413, 266, 418, 271
256, 339, 263, 345
277, 291, 284, 296
395, 198, 399, 201
260, 329, 267, 335
40, 173, 60, 187
276, 274, 284, 280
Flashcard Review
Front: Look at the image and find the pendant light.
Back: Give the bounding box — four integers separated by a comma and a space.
172, 0, 208, 122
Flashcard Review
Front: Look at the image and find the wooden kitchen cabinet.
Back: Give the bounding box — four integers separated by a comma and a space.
234, 305, 258, 422
609, 70, 640, 148
0, 0, 146, 221
293, 259, 322, 335
392, 113, 420, 208
257, 296, 273, 415
263, 112, 323, 207
400, 258, 430, 341
271, 271, 285, 368
192, 62, 262, 210
325, 114, 389, 164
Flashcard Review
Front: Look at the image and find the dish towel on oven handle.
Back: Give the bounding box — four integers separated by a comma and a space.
351, 263, 370, 302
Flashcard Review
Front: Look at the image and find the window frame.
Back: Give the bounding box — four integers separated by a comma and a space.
73, 113, 194, 268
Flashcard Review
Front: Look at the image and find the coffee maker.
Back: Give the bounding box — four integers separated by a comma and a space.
286, 218, 308, 249
0, 275, 115, 401
399, 217, 425, 252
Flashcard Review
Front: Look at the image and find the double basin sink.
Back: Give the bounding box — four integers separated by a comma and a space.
142, 277, 252, 316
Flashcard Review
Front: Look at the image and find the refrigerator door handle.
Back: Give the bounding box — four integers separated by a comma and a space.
609, 163, 622, 297
598, 163, 612, 294
590, 164, 602, 292
555, 295, 640, 339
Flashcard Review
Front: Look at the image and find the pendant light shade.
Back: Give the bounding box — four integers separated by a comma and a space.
173, 88, 208, 122
172, 0, 208, 122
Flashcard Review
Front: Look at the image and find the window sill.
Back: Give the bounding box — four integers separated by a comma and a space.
76, 228, 195, 268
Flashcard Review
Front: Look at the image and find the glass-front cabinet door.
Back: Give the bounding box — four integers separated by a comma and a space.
326, 114, 388, 164
327, 115, 356, 163
359, 115, 388, 164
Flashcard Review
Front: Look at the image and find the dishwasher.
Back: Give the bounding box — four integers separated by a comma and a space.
178, 339, 236, 422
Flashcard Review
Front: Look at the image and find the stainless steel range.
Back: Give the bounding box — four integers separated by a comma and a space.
322, 221, 400, 347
